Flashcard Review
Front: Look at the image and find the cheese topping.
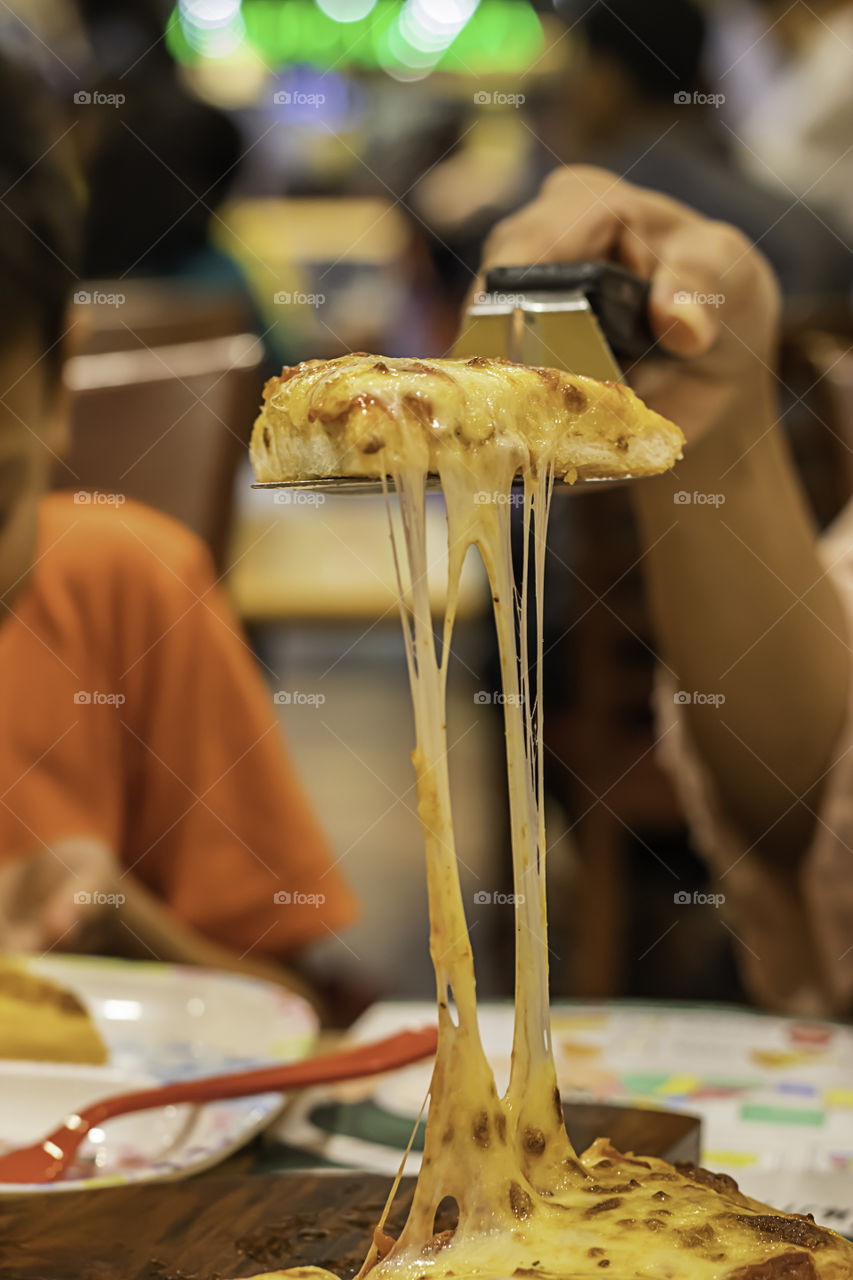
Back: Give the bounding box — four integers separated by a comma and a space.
250, 354, 684, 484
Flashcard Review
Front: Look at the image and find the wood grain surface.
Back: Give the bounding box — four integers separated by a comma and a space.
0, 1105, 700, 1280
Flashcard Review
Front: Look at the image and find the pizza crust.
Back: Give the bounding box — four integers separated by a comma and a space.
250, 354, 684, 483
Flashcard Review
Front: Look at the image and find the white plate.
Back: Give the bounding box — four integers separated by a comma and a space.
0, 955, 318, 1194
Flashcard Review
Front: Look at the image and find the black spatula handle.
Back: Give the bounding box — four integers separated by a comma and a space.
483, 261, 659, 363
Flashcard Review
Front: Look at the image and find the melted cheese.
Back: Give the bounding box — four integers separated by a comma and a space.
250, 354, 684, 484
247, 364, 853, 1280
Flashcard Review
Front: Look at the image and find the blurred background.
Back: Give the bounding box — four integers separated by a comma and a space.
5, 0, 851, 1008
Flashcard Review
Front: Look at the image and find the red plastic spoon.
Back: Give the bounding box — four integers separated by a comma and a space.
0, 1025, 437, 1185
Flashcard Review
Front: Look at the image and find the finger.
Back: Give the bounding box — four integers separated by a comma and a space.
483, 169, 700, 273
645, 222, 762, 357
648, 264, 721, 357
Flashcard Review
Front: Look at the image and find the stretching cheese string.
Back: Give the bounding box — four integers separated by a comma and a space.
369, 452, 580, 1275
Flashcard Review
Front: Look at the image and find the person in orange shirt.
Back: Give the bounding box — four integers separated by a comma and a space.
0, 55, 356, 997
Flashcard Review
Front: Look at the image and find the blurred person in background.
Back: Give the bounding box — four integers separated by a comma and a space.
80, 72, 246, 288
735, 0, 853, 239
538, 0, 851, 301
0, 52, 355, 1012
483, 165, 853, 1017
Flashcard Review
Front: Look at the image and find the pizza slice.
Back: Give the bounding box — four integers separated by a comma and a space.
250, 353, 684, 483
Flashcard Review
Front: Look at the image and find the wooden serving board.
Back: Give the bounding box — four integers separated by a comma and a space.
0, 1106, 700, 1280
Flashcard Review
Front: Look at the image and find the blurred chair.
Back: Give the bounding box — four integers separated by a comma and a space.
546, 488, 686, 997
214, 198, 425, 360
55, 335, 264, 570
73, 279, 256, 355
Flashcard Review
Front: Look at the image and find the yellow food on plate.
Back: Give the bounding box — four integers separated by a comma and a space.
0, 958, 107, 1065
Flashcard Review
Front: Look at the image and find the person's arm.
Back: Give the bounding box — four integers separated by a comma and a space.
633, 392, 849, 862
480, 165, 850, 862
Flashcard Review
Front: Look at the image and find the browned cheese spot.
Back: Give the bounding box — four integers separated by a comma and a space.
423, 1230, 455, 1255
615, 435, 628, 452
726, 1254, 818, 1280
676, 1223, 717, 1250
652, 1190, 670, 1202
562, 383, 586, 413
732, 1214, 831, 1251
509, 1182, 534, 1220
494, 1111, 507, 1144
472, 1111, 490, 1149
553, 1085, 564, 1124
597, 1261, 611, 1269
523, 1126, 546, 1155
360, 435, 385, 455
587, 1248, 605, 1258
584, 1182, 638, 1196
584, 1197, 623, 1219
675, 1162, 740, 1197
403, 393, 435, 430
407, 360, 452, 380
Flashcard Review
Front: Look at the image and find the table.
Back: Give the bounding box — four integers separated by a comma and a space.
273, 1000, 853, 1234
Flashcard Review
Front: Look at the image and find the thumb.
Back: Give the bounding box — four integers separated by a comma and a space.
649, 268, 720, 358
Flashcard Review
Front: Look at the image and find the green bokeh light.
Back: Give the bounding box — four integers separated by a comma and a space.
166, 0, 543, 73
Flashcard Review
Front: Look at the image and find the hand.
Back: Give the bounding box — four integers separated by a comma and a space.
0, 839, 119, 952
480, 166, 781, 446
